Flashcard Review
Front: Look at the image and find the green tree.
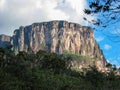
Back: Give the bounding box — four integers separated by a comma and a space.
41, 53, 66, 73
85, 66, 105, 87
0, 48, 5, 68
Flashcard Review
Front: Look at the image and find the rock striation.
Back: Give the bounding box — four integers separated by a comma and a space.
0, 20, 107, 69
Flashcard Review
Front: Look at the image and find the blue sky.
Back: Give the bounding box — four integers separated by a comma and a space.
95, 31, 120, 67
0, 0, 120, 67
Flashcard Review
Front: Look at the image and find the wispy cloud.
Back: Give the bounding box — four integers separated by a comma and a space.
95, 36, 104, 42
104, 44, 111, 50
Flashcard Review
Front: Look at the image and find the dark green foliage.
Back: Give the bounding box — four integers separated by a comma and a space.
36, 50, 66, 73
0, 47, 120, 90
85, 66, 106, 87
40, 53, 66, 73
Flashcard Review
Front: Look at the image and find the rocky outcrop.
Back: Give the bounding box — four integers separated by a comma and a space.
0, 20, 107, 69
0, 34, 11, 47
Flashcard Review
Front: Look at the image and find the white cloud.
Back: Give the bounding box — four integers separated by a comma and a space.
0, 0, 6, 10
0, 0, 95, 35
104, 44, 111, 50
95, 36, 104, 42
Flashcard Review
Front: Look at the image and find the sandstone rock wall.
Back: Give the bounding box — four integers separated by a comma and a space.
0, 20, 107, 68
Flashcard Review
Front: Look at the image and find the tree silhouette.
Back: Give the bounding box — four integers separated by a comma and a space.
85, 0, 120, 27
84, 0, 120, 41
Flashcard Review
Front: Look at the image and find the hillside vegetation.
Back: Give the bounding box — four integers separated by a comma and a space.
0, 47, 120, 90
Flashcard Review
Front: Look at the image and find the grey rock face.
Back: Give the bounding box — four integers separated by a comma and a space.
0, 34, 11, 47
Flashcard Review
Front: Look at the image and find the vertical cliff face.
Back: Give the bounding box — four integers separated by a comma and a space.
13, 21, 93, 54
11, 20, 106, 68
0, 20, 107, 69
0, 34, 11, 47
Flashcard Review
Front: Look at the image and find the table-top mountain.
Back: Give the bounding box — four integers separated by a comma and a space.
0, 20, 107, 70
